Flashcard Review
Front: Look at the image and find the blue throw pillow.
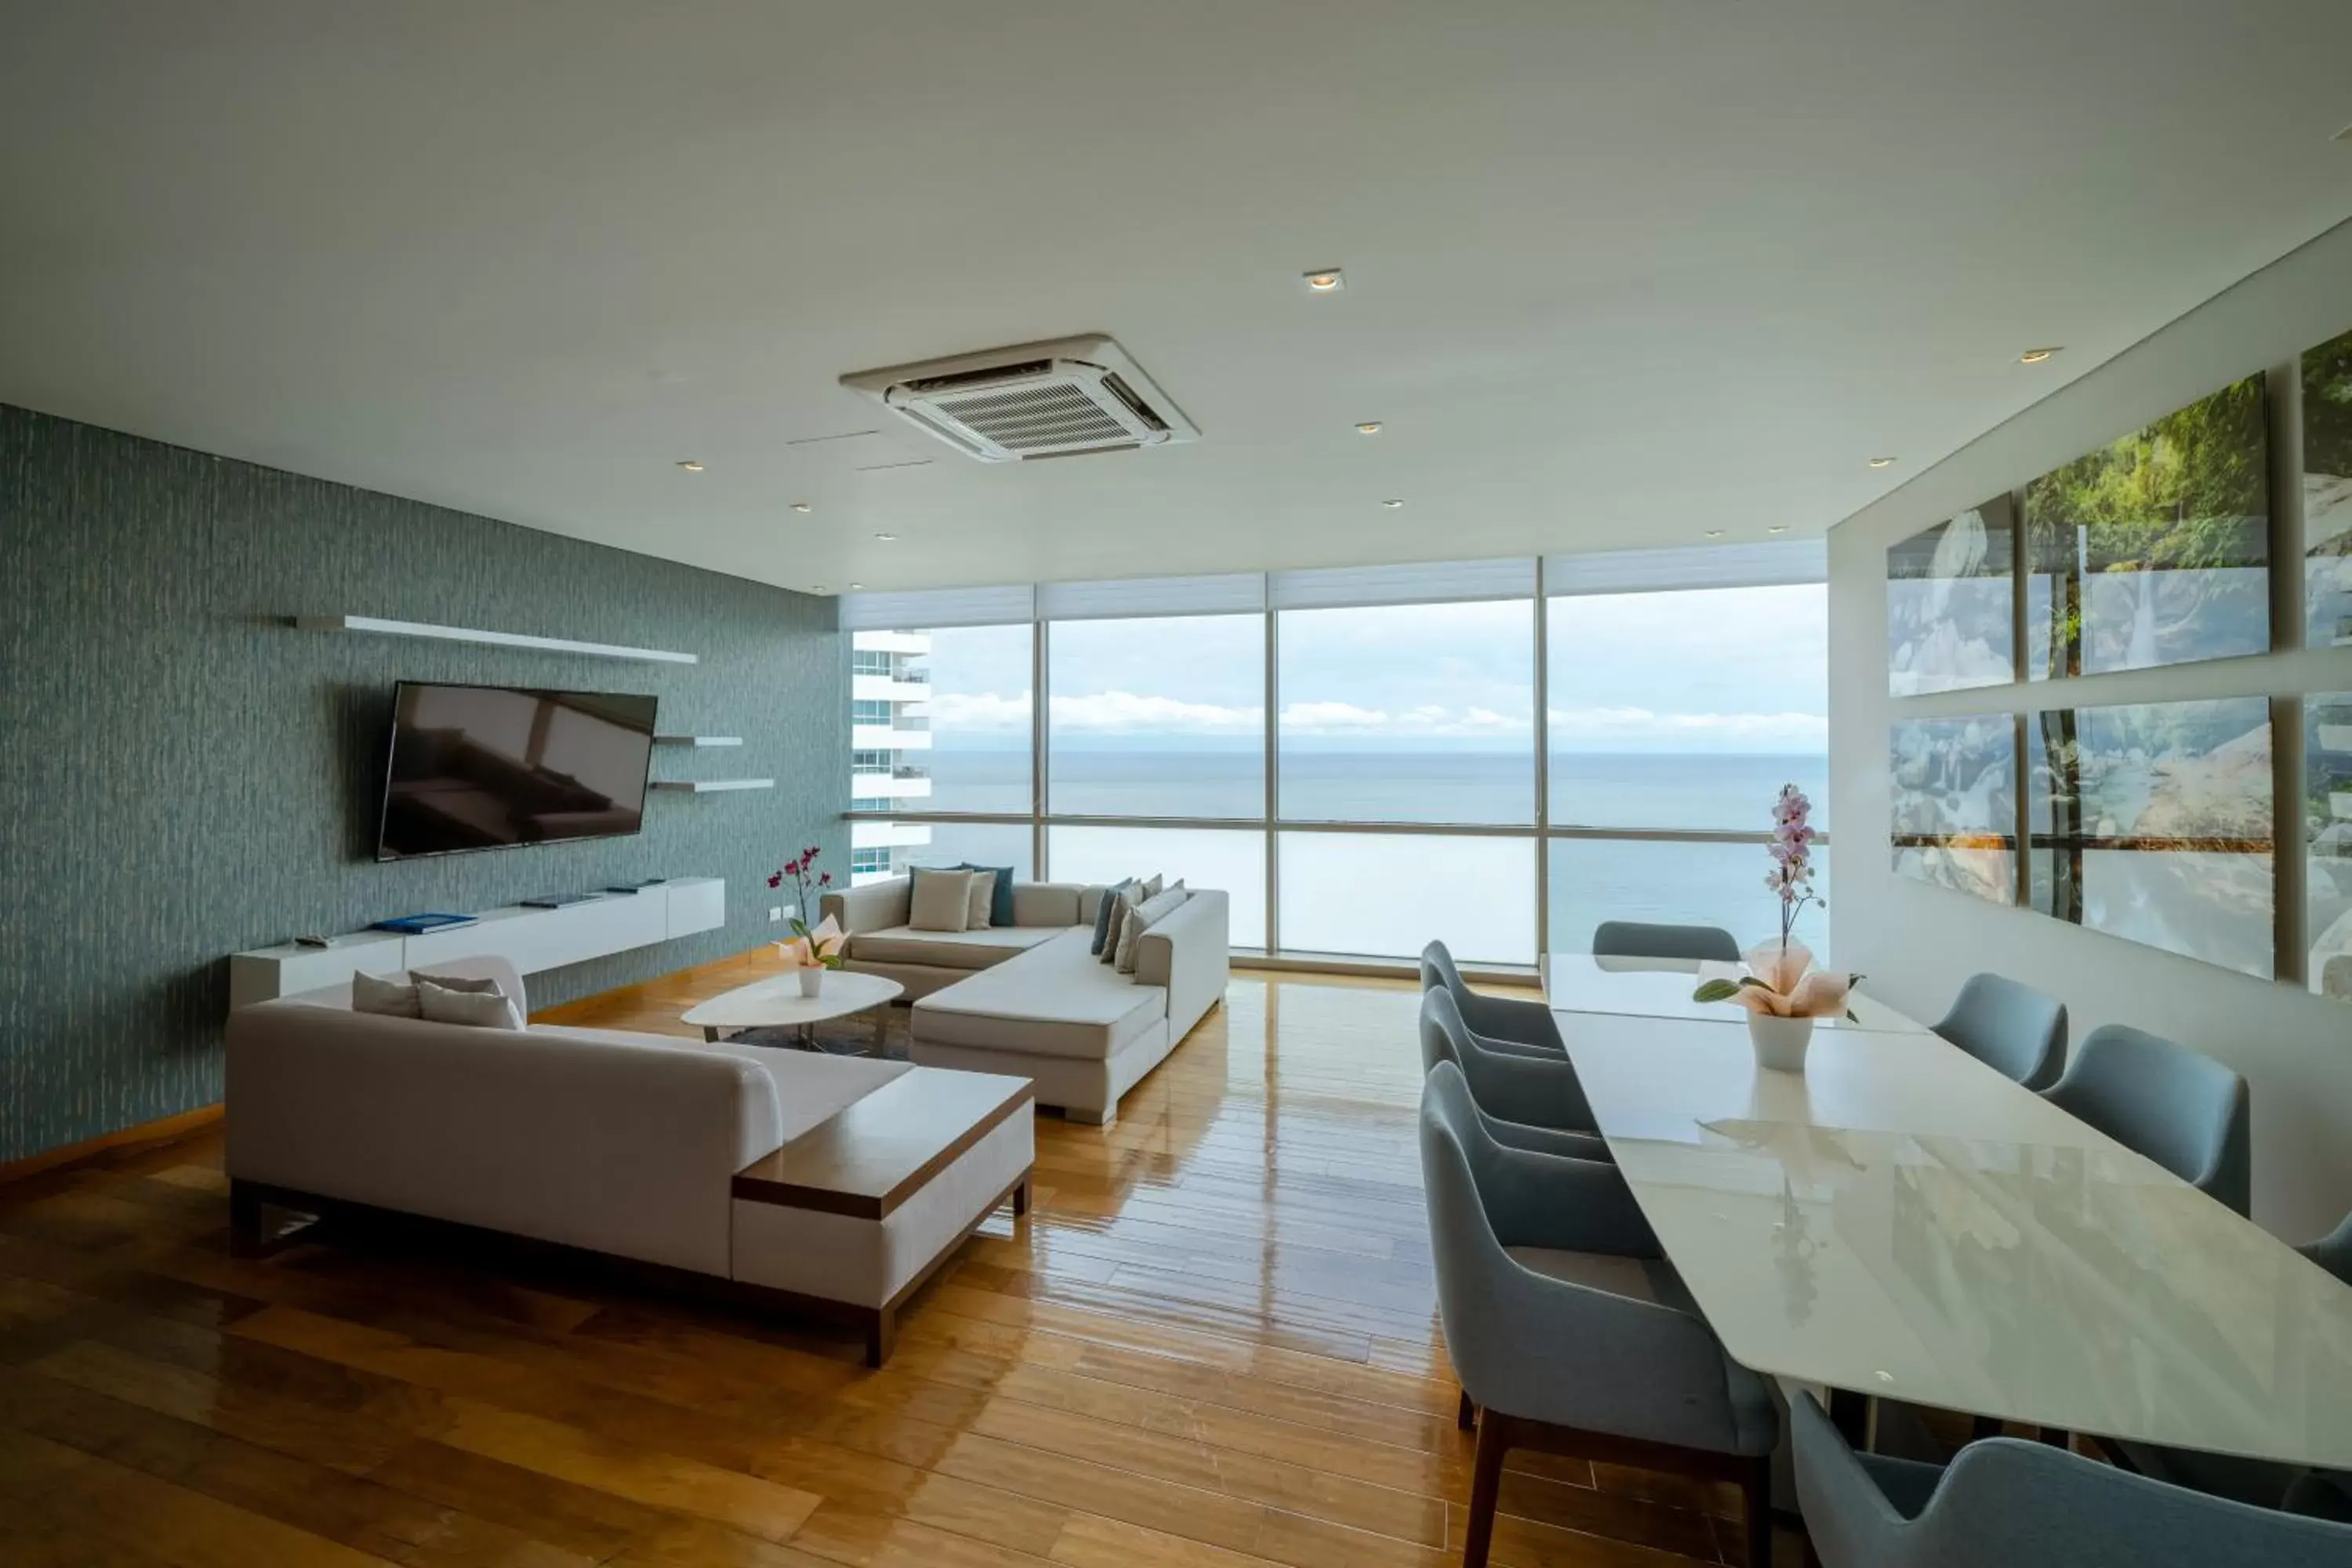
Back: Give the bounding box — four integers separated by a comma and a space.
1090, 877, 1134, 954
959, 862, 1017, 927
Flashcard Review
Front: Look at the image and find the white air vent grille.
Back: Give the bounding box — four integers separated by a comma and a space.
841, 336, 1197, 463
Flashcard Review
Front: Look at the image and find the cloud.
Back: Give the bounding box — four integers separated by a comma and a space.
928, 688, 1822, 750
1050, 691, 1262, 734
921, 691, 1033, 730
1548, 706, 1829, 748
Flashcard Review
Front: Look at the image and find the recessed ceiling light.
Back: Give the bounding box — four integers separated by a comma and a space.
2019, 347, 2063, 364
1868, 456, 1897, 469
873, 532, 897, 541
1767, 525, 1789, 535
1301, 268, 1345, 294
811, 584, 828, 593
849, 583, 863, 590
1381, 499, 1405, 509
1356, 421, 1382, 435
791, 501, 812, 514
677, 459, 704, 473
1704, 529, 1725, 539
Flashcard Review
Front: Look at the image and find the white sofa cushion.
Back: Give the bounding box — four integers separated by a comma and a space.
351, 970, 423, 1018
913, 928, 1167, 1061
848, 924, 1065, 971
416, 976, 523, 1029
1011, 882, 1087, 927
909, 867, 978, 931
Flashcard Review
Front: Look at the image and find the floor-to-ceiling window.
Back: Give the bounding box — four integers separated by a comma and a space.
1544, 564, 1832, 960
848, 601, 1036, 885
840, 546, 1827, 966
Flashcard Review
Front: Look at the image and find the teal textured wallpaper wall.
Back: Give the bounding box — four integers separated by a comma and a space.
0, 403, 846, 1163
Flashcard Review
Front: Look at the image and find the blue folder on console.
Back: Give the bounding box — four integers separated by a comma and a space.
369, 913, 480, 935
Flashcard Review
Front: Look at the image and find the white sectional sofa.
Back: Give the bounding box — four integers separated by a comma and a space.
224, 956, 1033, 1364
822, 877, 1231, 1126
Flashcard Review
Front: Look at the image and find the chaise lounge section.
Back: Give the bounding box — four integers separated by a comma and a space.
224, 956, 1033, 1364
822, 877, 1231, 1126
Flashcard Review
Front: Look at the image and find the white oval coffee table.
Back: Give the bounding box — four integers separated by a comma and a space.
682, 970, 905, 1054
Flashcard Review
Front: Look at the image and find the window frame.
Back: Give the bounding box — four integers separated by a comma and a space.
842, 556, 1831, 967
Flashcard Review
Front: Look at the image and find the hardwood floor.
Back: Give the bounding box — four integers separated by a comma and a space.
0, 953, 1801, 1566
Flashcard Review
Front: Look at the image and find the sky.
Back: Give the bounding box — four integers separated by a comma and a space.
898, 584, 1828, 754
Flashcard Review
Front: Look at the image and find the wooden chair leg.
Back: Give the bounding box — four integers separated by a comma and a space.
1740, 1454, 1772, 1568
1457, 1389, 1476, 1431
1462, 1410, 1512, 1568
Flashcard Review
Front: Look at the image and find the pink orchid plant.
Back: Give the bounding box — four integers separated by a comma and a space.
768, 846, 845, 970
1693, 785, 1861, 1020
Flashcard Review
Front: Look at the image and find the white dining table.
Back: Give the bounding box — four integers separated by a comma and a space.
1547, 971, 2352, 1472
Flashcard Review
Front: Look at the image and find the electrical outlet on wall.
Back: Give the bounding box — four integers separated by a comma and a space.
768, 906, 783, 923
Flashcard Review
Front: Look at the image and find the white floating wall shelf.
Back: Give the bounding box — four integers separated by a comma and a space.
649, 779, 775, 793
295, 615, 698, 664
654, 735, 744, 747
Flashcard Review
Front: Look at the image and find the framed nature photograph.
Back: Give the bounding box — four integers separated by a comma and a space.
1888, 494, 2016, 695
2306, 327, 2352, 650
2312, 694, 2352, 1002
2027, 697, 2274, 978
1890, 715, 2017, 905
2024, 374, 2270, 681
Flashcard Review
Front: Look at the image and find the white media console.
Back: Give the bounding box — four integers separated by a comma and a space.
227, 877, 727, 1010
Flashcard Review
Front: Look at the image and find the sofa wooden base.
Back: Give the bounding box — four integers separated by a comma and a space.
227, 1169, 1032, 1368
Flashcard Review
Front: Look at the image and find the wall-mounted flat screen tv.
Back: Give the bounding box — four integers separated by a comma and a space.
376, 682, 659, 860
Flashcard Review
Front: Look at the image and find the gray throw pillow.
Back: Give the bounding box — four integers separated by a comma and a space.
909, 866, 977, 932
1116, 885, 1191, 975
1090, 878, 1134, 954
1099, 884, 1143, 964
415, 977, 522, 1029
351, 970, 421, 1018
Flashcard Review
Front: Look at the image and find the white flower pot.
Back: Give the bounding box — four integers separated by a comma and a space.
797, 967, 825, 1000
1748, 1012, 1814, 1073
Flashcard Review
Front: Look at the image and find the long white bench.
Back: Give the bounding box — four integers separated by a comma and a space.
822, 879, 1231, 1126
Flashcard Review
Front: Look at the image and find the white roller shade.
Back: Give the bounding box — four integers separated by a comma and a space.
837, 583, 1036, 630
1270, 557, 1537, 611
1542, 539, 1826, 596
1037, 572, 1267, 621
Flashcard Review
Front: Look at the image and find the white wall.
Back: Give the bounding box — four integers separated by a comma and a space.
1828, 216, 2352, 1240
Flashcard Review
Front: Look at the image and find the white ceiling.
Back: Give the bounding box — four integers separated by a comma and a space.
3, 2, 2349, 597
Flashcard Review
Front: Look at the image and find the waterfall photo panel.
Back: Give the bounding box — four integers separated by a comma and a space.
2312, 694, 2352, 1002
2306, 327, 2352, 651
2024, 373, 2270, 681
1890, 715, 2018, 905
2027, 697, 2275, 978
1888, 494, 2018, 696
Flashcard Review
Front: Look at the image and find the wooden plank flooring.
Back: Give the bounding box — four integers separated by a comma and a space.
0, 954, 1802, 1566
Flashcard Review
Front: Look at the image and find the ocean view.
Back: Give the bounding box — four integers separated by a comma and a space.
879, 748, 1833, 964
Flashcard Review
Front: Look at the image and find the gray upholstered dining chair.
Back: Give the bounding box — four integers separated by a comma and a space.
1791, 1388, 2352, 1566
1931, 972, 2068, 1091
1420, 938, 1563, 1055
1421, 1060, 1777, 1568
2118, 1208, 2352, 1512
2041, 1023, 2252, 1216
1589, 920, 1741, 964
1420, 985, 1602, 1140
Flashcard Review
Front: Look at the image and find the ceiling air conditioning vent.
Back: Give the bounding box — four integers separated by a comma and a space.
841, 335, 1198, 463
